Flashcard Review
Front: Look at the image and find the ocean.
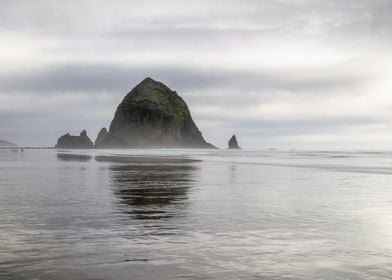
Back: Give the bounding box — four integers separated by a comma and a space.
1, 148, 392, 280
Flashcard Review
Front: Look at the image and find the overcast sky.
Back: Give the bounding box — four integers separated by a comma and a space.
1, 0, 392, 149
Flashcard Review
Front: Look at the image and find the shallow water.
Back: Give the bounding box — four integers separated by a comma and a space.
1, 149, 392, 279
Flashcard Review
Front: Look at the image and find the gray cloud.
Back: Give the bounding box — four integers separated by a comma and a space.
0, 0, 391, 148
1, 0, 391, 38
0, 62, 362, 94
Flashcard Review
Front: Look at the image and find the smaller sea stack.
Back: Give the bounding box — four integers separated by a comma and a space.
55, 130, 93, 148
228, 134, 241, 149
95, 127, 108, 146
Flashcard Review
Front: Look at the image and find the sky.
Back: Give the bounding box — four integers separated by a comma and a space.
1, 0, 392, 149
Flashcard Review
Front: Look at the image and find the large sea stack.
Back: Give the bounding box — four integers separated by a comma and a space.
98, 77, 215, 148
55, 130, 93, 148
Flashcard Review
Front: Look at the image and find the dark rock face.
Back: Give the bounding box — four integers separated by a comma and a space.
55, 130, 93, 148
99, 77, 216, 148
228, 134, 241, 149
0, 140, 17, 147
95, 127, 108, 146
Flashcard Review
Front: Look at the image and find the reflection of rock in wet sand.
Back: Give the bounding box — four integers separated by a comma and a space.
106, 156, 199, 220
57, 153, 92, 162
95, 155, 200, 164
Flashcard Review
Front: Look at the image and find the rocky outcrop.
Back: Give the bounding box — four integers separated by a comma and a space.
55, 130, 93, 148
0, 140, 17, 147
228, 134, 241, 149
98, 77, 216, 148
95, 127, 108, 146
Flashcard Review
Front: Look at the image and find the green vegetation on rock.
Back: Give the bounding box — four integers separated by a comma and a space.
98, 77, 216, 148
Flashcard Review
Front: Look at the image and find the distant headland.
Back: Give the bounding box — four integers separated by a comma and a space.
55, 77, 218, 149
0, 140, 17, 148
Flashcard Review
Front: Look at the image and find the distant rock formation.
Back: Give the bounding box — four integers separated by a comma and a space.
98, 77, 216, 148
0, 140, 17, 147
95, 127, 108, 146
228, 134, 241, 149
55, 130, 93, 148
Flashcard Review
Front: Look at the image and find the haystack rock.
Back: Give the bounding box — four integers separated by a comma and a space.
55, 130, 93, 148
98, 77, 216, 148
228, 134, 241, 149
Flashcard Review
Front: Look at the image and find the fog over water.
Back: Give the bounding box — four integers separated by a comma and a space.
1, 149, 392, 279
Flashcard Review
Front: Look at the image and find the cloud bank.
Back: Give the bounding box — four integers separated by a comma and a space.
1, 0, 392, 148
